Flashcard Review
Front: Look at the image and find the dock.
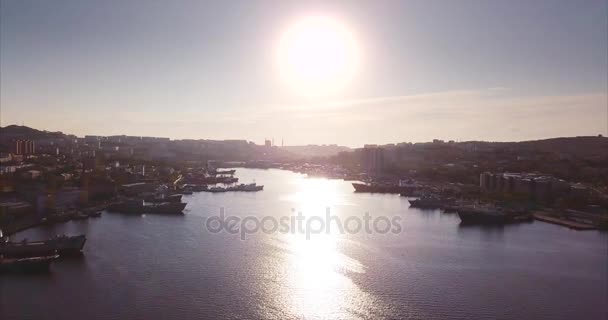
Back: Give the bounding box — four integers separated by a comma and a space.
532, 213, 597, 230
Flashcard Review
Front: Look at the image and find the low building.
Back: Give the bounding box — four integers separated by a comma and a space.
479, 172, 570, 201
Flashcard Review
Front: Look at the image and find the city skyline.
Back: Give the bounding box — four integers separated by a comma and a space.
1, 0, 607, 146
1, 2, 607, 318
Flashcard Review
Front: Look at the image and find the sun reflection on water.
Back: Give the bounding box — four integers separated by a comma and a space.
271, 177, 382, 319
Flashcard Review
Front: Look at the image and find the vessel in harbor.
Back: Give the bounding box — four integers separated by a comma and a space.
108, 200, 186, 214
207, 182, 264, 193
233, 183, 263, 192
144, 194, 183, 203
457, 206, 509, 224
352, 181, 422, 194
0, 254, 59, 273
407, 195, 446, 209
352, 182, 401, 193
0, 234, 87, 258
215, 169, 236, 175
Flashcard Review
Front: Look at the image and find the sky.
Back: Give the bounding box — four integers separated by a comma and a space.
1, 0, 607, 147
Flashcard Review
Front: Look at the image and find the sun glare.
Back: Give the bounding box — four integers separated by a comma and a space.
277, 16, 360, 97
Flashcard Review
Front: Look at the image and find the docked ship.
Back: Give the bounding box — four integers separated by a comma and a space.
207, 183, 264, 193
457, 206, 509, 224
457, 204, 533, 225
215, 169, 236, 175
232, 183, 263, 192
144, 194, 183, 203
0, 255, 59, 273
181, 184, 208, 193
208, 186, 228, 193
408, 196, 446, 209
353, 179, 421, 194
352, 183, 401, 193
0, 234, 87, 258
108, 200, 186, 214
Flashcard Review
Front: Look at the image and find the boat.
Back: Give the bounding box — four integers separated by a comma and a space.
46, 213, 72, 224
215, 169, 236, 175
207, 183, 264, 192
230, 183, 263, 192
89, 211, 102, 218
107, 200, 144, 213
457, 206, 509, 224
0, 255, 59, 273
0, 234, 87, 258
192, 185, 207, 192
352, 182, 411, 194
208, 186, 228, 193
145, 202, 187, 214
408, 196, 446, 209
108, 200, 186, 214
71, 212, 89, 220
144, 194, 183, 203
442, 204, 460, 213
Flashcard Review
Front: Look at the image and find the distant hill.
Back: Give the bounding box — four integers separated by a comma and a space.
512, 136, 608, 157
0, 125, 67, 152
459, 136, 608, 158
0, 125, 65, 140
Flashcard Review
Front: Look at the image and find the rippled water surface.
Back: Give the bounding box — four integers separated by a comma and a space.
1, 169, 607, 319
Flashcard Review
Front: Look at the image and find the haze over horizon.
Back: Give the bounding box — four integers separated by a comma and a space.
1, 0, 607, 146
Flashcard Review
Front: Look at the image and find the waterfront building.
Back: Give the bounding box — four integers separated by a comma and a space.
362, 145, 385, 175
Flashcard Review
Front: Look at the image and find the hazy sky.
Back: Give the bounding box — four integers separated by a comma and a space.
1, 0, 607, 146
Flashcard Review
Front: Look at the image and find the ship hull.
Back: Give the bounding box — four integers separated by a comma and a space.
0, 255, 58, 273
108, 201, 186, 214
0, 235, 86, 258
144, 194, 182, 203
352, 183, 415, 194
408, 199, 444, 209
457, 210, 508, 224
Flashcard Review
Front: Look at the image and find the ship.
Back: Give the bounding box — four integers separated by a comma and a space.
108, 200, 186, 214
191, 184, 208, 192
230, 183, 263, 192
0, 234, 87, 258
146, 202, 187, 214
408, 196, 446, 209
208, 186, 228, 193
207, 183, 264, 193
0, 255, 59, 273
457, 206, 509, 224
457, 204, 533, 224
215, 169, 236, 175
89, 211, 102, 218
144, 194, 182, 203
352, 183, 401, 193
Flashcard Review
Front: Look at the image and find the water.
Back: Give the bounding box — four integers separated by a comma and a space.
1, 169, 606, 320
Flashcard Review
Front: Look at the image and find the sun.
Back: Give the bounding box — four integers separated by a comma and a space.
277, 16, 360, 97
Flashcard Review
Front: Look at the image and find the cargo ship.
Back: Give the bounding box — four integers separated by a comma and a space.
232, 183, 263, 192
457, 206, 509, 224
108, 200, 186, 214
0, 255, 59, 273
0, 234, 87, 258
408, 196, 446, 209
144, 194, 182, 203
352, 183, 402, 193
215, 169, 236, 175
457, 205, 532, 225
207, 183, 264, 193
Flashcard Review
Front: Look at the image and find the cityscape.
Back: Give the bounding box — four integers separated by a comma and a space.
1, 1, 607, 320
